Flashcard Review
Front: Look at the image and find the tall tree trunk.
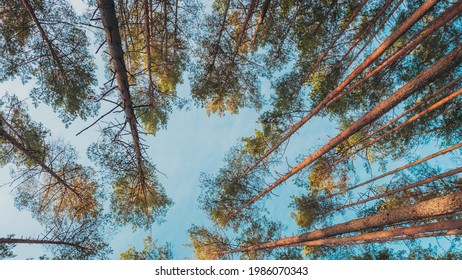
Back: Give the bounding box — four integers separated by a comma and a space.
226, 191, 462, 253
173, 0, 179, 58
339, 75, 462, 157
163, 0, 169, 61
142, 0, 155, 98
336, 0, 462, 107
229, 44, 462, 219
298, 219, 462, 247
239, 0, 443, 179
234, 0, 258, 54
339, 0, 398, 66
0, 237, 86, 250
97, 0, 147, 188
250, 0, 271, 46
332, 166, 462, 212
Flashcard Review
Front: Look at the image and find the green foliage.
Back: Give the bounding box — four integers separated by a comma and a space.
0, 0, 98, 124
0, 235, 16, 260
290, 194, 322, 230
0, 94, 49, 168
120, 236, 173, 260
188, 225, 230, 260
112, 0, 198, 134
110, 171, 172, 229
241, 129, 268, 158
236, 218, 284, 260
198, 145, 271, 230
191, 61, 261, 116
87, 129, 172, 229
274, 247, 304, 260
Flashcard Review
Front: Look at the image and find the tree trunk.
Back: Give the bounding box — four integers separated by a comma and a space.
333, 166, 462, 212
226, 191, 462, 253
298, 219, 462, 247
97, 0, 147, 187
0, 237, 85, 250
250, 0, 271, 46
142, 0, 155, 98
230, 43, 462, 218
340, 0, 397, 65
339, 75, 462, 158
208, 0, 231, 72
234, 0, 258, 54
336, 0, 462, 108
341, 86, 462, 162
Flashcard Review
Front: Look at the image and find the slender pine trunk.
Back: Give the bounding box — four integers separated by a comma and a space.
97, 0, 147, 187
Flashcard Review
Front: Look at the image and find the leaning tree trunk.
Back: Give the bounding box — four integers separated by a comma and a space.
208, 0, 231, 72
97, 0, 147, 187
250, 0, 272, 46
226, 191, 462, 254
297, 219, 462, 247
337, 76, 462, 161
0, 116, 80, 198
21, 0, 66, 74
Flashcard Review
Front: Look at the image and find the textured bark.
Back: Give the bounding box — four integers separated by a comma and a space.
342, 0, 405, 72
143, 0, 155, 97
173, 0, 179, 58
239, 0, 442, 179
297, 219, 462, 247
340, 0, 397, 65
333, 0, 462, 108
226, 191, 462, 253
163, 0, 168, 59
229, 44, 462, 219
333, 166, 462, 212
97, 0, 146, 187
